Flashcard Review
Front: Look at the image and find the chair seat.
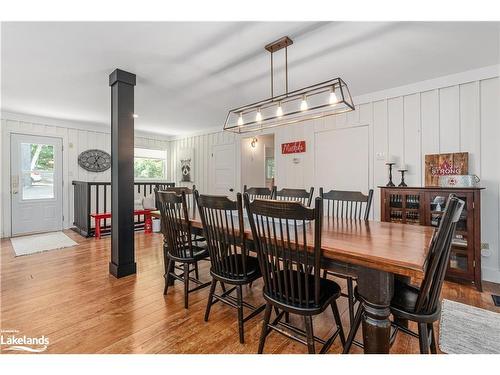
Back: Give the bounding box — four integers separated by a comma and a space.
324, 262, 358, 279
264, 270, 341, 312
167, 244, 209, 262
390, 279, 441, 323
391, 278, 420, 313
211, 254, 261, 283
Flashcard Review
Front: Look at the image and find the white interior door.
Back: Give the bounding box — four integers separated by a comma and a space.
210, 143, 236, 199
10, 134, 63, 236
314, 126, 369, 193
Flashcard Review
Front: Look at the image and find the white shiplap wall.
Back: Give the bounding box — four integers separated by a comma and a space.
1, 116, 169, 237
168, 72, 500, 283
168, 131, 237, 193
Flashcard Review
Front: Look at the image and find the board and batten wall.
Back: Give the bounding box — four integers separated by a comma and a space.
168, 130, 237, 193
1, 113, 169, 238
168, 67, 500, 283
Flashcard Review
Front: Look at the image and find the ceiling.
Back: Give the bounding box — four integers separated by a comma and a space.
1, 22, 499, 136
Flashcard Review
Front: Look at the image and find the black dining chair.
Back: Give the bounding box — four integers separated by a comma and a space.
275, 187, 314, 207
160, 185, 205, 247
155, 186, 204, 284
195, 191, 265, 344
320, 189, 374, 221
161, 185, 197, 209
243, 185, 276, 201
155, 190, 211, 308
343, 194, 465, 354
320, 188, 374, 325
244, 194, 345, 354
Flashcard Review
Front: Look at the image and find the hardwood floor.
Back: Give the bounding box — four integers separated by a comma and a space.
1, 230, 499, 354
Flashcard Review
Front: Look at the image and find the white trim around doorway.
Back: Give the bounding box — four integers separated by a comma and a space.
1, 126, 69, 238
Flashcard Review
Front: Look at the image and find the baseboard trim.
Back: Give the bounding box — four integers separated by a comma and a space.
109, 261, 137, 278
482, 267, 500, 284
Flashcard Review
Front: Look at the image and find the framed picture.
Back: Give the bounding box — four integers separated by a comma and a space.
424, 152, 468, 186
178, 148, 194, 183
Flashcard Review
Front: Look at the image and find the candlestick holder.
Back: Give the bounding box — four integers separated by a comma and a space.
385, 162, 396, 187
398, 169, 408, 187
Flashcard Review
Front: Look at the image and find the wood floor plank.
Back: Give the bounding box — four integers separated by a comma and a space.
1, 230, 498, 354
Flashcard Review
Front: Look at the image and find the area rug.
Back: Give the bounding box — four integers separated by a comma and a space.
439, 298, 500, 354
10, 232, 78, 256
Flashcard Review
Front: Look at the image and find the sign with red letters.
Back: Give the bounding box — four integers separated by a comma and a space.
281, 141, 306, 154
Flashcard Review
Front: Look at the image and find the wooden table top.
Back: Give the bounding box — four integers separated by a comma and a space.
151, 210, 435, 278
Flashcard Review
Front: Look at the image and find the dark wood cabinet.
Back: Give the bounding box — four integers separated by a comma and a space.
380, 186, 483, 291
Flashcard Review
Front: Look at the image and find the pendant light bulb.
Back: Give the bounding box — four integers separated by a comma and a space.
237, 113, 244, 126
256, 108, 262, 123
300, 95, 308, 111
329, 87, 339, 105
276, 102, 283, 117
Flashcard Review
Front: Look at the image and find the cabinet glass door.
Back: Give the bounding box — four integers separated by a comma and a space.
404, 194, 421, 225
388, 193, 403, 223
428, 193, 470, 274
387, 192, 421, 224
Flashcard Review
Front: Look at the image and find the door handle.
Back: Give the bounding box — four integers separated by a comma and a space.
229, 188, 234, 192
12, 175, 19, 195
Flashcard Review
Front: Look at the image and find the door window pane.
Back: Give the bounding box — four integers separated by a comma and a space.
266, 157, 275, 179
21, 143, 55, 200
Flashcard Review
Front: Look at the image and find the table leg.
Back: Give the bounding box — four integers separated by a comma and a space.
95, 218, 101, 240
357, 267, 394, 353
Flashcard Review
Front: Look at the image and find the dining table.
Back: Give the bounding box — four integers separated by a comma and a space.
151, 208, 435, 354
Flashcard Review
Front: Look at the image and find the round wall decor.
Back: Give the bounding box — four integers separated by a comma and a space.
78, 149, 111, 172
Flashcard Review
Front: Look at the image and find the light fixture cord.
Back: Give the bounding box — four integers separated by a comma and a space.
270, 52, 274, 97
285, 45, 288, 94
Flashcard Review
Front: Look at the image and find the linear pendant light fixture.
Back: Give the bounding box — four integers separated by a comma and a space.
223, 36, 355, 133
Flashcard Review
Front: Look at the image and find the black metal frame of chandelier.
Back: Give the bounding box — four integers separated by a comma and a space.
224, 80, 353, 132
223, 77, 354, 133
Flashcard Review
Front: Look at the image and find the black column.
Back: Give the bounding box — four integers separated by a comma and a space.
109, 69, 137, 278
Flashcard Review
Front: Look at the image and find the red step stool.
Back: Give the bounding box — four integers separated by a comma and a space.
91, 209, 152, 239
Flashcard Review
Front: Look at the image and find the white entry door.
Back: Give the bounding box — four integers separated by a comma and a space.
10, 134, 63, 236
210, 143, 236, 199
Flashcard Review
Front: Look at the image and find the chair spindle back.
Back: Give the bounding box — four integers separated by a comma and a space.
415, 194, 465, 314
320, 188, 374, 220
161, 185, 196, 209
275, 187, 314, 207
155, 189, 195, 260
196, 192, 254, 281
244, 185, 276, 201
245, 194, 323, 308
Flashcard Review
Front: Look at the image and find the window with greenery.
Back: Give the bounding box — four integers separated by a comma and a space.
134, 148, 167, 180
134, 158, 165, 179
30, 144, 54, 171
266, 157, 275, 179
